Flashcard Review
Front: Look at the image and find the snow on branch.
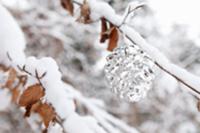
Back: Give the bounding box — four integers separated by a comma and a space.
67, 0, 200, 99
0, 5, 26, 66
120, 25, 200, 98
0, 4, 139, 133
16, 57, 107, 133
3, 56, 138, 133
64, 83, 139, 133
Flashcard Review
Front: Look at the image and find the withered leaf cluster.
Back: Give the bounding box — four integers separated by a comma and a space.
1, 67, 57, 132
61, 0, 119, 51
100, 18, 119, 51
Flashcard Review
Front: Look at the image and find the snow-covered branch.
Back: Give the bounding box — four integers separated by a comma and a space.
64, 83, 139, 133
71, 0, 200, 98
120, 25, 200, 98
9, 56, 139, 133
0, 3, 139, 133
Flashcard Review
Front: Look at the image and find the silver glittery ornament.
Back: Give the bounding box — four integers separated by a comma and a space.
104, 43, 155, 102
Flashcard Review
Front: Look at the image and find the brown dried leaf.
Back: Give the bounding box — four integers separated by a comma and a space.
36, 103, 56, 128
31, 101, 42, 112
19, 84, 44, 107
23, 101, 41, 117
0, 64, 9, 71
24, 104, 33, 117
81, 0, 90, 21
11, 75, 28, 103
11, 87, 20, 103
61, 0, 74, 16
77, 0, 92, 24
5, 68, 17, 89
107, 27, 119, 51
100, 18, 109, 43
18, 75, 28, 87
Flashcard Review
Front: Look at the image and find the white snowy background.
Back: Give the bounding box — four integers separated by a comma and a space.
1, 0, 200, 133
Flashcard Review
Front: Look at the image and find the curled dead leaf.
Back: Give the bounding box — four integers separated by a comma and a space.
4, 68, 17, 89
61, 0, 74, 16
107, 26, 119, 51
24, 104, 33, 117
18, 75, 28, 87
11, 87, 20, 103
0, 64, 9, 72
35, 103, 56, 128
11, 75, 28, 103
99, 20, 119, 51
18, 84, 44, 107
77, 0, 92, 24
100, 18, 109, 43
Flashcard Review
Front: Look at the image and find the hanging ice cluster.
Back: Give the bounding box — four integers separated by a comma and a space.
104, 43, 155, 102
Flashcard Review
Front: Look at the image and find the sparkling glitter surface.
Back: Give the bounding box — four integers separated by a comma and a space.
104, 44, 155, 102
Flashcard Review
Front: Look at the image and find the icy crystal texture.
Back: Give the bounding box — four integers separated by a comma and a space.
104, 44, 155, 102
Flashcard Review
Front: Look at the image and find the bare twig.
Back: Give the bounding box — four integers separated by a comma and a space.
70, 0, 200, 98
121, 32, 200, 98
7, 52, 13, 61
16, 65, 67, 133
119, 4, 145, 27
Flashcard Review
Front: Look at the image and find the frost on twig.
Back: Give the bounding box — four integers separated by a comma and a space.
0, 3, 139, 133
1, 0, 198, 133
67, 0, 200, 99
1, 56, 139, 133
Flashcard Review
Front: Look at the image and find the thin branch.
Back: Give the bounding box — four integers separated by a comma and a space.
7, 52, 13, 61
17, 65, 33, 76
155, 62, 200, 97
118, 29, 200, 98
70, 0, 200, 98
119, 4, 145, 27
72, 0, 82, 6
16, 65, 67, 133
